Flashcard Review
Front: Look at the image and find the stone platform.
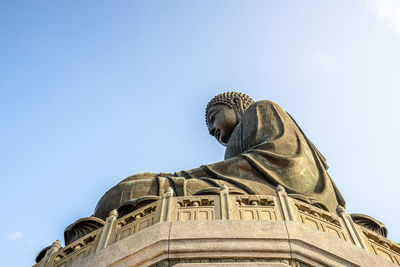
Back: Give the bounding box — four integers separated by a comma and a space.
34, 186, 400, 267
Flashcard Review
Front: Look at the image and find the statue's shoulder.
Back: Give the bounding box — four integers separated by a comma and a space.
244, 100, 282, 115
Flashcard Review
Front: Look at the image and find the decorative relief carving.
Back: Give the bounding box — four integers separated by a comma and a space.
292, 199, 348, 241
114, 203, 158, 242
294, 201, 340, 226
116, 204, 157, 229
177, 208, 215, 221
52, 229, 100, 266
288, 193, 329, 212
234, 195, 275, 207
175, 197, 216, 221
361, 227, 400, 265
233, 195, 278, 221
114, 213, 157, 242
117, 196, 161, 218
176, 198, 215, 207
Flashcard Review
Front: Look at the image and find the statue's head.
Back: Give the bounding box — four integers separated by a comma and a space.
205, 92, 254, 146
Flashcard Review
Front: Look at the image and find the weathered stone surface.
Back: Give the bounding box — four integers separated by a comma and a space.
74, 222, 170, 267
168, 220, 291, 261
173, 263, 291, 267
285, 220, 396, 267
70, 219, 398, 267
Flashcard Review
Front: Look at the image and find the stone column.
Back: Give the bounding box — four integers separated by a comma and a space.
160, 187, 173, 222
219, 184, 231, 220
96, 209, 118, 251
276, 185, 295, 221
336, 205, 367, 249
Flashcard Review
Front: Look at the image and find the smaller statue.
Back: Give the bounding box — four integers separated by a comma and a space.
93, 92, 346, 220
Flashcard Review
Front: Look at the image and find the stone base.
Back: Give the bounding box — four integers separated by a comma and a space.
174, 263, 291, 267
36, 191, 399, 267
72, 220, 397, 267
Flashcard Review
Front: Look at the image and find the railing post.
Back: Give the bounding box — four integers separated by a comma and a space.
96, 209, 118, 252
160, 187, 173, 222
336, 205, 367, 249
276, 185, 295, 221
219, 184, 231, 220
40, 240, 61, 267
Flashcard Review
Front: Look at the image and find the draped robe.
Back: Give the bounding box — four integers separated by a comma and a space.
94, 100, 345, 220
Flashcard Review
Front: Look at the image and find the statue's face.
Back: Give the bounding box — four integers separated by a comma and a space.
207, 104, 238, 146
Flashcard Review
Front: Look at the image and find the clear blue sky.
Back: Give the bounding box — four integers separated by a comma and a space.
1, 1, 400, 266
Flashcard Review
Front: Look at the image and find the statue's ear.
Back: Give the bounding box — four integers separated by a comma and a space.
230, 96, 244, 115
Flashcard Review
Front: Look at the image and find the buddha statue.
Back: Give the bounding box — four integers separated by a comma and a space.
93, 92, 346, 220
37, 92, 395, 265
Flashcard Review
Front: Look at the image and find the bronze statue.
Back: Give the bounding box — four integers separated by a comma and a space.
36, 92, 394, 265
93, 92, 345, 220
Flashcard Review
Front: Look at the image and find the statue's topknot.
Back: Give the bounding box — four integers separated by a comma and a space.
205, 92, 254, 128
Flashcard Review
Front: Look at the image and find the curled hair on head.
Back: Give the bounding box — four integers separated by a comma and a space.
205, 92, 254, 128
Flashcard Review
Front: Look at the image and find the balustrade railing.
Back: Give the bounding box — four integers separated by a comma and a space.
34, 185, 400, 267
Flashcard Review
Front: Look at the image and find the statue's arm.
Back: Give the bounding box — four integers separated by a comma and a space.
178, 154, 259, 180
174, 167, 209, 178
